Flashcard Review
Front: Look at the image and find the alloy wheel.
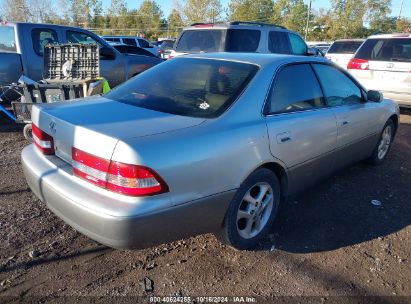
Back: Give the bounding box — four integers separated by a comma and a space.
236, 182, 274, 239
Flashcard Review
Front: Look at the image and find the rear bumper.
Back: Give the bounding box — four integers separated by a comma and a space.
22, 145, 234, 249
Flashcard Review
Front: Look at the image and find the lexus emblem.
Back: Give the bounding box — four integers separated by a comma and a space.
49, 121, 56, 134
387, 63, 394, 68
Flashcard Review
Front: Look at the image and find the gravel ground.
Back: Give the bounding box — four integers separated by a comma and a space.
0, 110, 410, 302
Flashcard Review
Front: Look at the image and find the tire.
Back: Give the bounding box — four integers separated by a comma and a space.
367, 119, 394, 165
217, 168, 281, 250
23, 123, 33, 142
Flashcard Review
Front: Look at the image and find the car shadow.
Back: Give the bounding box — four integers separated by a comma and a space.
0, 246, 112, 273
259, 121, 411, 253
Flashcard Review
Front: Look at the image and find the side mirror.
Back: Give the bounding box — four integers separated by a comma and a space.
367, 90, 383, 102
100, 47, 116, 60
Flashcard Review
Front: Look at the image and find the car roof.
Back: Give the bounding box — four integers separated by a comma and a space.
332, 39, 365, 42
180, 52, 329, 68
367, 33, 411, 39
183, 21, 290, 32
3, 22, 91, 31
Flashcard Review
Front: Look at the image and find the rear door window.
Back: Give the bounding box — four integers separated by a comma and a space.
268, 64, 325, 113
138, 39, 150, 48
288, 33, 307, 55
313, 64, 364, 106
31, 28, 58, 56
67, 31, 103, 47
123, 38, 137, 46
105, 37, 121, 43
268, 31, 291, 54
328, 41, 363, 54
176, 30, 223, 53
355, 38, 411, 62
225, 29, 261, 52
0, 26, 17, 52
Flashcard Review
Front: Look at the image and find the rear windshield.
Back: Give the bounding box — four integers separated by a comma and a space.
355, 38, 411, 62
327, 41, 363, 54
105, 58, 259, 118
175, 30, 224, 53
0, 26, 17, 52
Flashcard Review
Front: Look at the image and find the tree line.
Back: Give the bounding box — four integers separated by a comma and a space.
1, 0, 410, 41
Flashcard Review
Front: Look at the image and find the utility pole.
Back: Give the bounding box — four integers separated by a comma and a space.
305, 0, 312, 40
398, 0, 404, 19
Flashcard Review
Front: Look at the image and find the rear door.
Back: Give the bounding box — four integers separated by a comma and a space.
264, 63, 338, 194
312, 63, 384, 167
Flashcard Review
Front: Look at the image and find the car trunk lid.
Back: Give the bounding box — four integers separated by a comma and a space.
31, 97, 206, 164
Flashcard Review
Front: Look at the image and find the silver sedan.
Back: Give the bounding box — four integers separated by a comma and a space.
22, 53, 399, 250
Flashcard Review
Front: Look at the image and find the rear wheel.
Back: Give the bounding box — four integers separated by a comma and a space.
218, 168, 280, 250
23, 123, 33, 142
368, 119, 394, 165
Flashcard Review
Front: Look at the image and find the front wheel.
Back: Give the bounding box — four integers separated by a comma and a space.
217, 168, 280, 250
368, 119, 394, 165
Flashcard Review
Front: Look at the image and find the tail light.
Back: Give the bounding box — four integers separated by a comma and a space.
72, 147, 168, 196
347, 58, 369, 70
32, 124, 55, 155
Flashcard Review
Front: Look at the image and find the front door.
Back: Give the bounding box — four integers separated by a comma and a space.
312, 63, 384, 168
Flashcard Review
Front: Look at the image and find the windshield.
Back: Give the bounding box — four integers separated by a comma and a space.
175, 30, 224, 53
105, 58, 259, 118
355, 38, 411, 62
0, 26, 17, 52
327, 41, 363, 54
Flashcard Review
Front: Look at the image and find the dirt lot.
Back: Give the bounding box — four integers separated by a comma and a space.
0, 110, 410, 302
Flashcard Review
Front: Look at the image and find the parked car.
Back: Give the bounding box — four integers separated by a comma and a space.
112, 44, 158, 58
153, 39, 175, 59
347, 33, 411, 108
0, 22, 163, 89
22, 53, 399, 250
102, 36, 159, 57
310, 47, 325, 57
325, 39, 364, 69
313, 43, 331, 53
169, 21, 316, 58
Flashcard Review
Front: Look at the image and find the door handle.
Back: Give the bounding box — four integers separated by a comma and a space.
342, 120, 350, 126
276, 132, 293, 144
